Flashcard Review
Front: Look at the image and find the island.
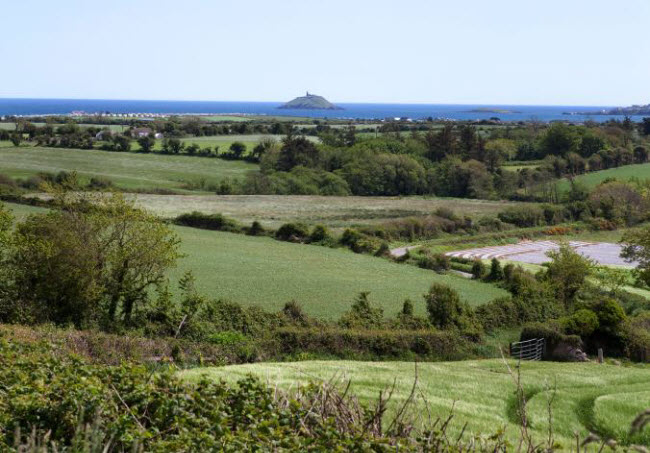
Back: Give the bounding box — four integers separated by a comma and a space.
465, 108, 522, 114
565, 103, 650, 116
278, 92, 343, 110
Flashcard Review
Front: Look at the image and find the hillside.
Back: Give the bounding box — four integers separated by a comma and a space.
0, 144, 257, 192
278, 92, 342, 110
171, 226, 507, 318
182, 359, 650, 447
557, 162, 650, 192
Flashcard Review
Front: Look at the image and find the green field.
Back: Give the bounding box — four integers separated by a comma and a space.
4, 203, 506, 318
128, 194, 530, 229
181, 359, 650, 447
558, 162, 650, 192
171, 226, 507, 318
199, 115, 252, 122
0, 144, 257, 191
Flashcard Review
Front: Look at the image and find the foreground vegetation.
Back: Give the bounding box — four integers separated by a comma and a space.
183, 359, 650, 448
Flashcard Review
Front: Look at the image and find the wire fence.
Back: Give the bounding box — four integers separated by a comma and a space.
509, 338, 545, 361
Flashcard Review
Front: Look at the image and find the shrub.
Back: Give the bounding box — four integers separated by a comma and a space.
339, 228, 381, 253
486, 258, 504, 282
592, 298, 626, 334
275, 222, 310, 242
520, 322, 582, 360
246, 220, 264, 236
308, 224, 331, 244
424, 283, 478, 335
562, 309, 599, 337
339, 292, 384, 329
417, 253, 450, 273
282, 300, 311, 327
401, 299, 414, 316
87, 176, 114, 190
374, 241, 391, 257
498, 206, 545, 227
175, 211, 241, 232
471, 260, 486, 279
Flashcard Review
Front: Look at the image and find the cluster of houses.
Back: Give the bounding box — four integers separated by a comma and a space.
95, 127, 163, 140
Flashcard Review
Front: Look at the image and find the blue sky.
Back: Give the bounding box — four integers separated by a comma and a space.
2, 0, 648, 105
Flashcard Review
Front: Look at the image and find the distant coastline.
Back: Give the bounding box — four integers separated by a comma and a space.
0, 98, 646, 122
564, 103, 650, 116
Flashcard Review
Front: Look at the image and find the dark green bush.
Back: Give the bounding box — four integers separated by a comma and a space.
417, 253, 451, 273
520, 322, 582, 359
175, 211, 241, 232
471, 260, 486, 279
246, 220, 265, 236
275, 222, 310, 242
561, 309, 599, 337
498, 205, 545, 227
339, 228, 381, 253
308, 224, 331, 243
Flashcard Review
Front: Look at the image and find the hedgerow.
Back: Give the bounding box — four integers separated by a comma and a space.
0, 339, 426, 451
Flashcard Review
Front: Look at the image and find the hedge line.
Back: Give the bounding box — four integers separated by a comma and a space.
273, 327, 471, 360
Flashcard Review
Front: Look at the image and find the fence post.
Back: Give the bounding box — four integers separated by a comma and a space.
598, 348, 604, 364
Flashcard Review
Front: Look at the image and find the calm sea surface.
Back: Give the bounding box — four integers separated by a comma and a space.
0, 98, 643, 123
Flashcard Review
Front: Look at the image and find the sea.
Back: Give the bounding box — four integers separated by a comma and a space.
0, 98, 644, 123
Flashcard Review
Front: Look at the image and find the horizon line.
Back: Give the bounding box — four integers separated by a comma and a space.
0, 96, 639, 108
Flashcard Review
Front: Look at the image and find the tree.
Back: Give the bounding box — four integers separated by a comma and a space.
425, 283, 466, 329
539, 123, 579, 156
544, 244, 594, 310
641, 117, 650, 136
471, 260, 486, 280
401, 299, 414, 316
588, 181, 645, 226
10, 133, 21, 147
593, 266, 628, 296
0, 192, 180, 327
112, 135, 132, 152
250, 136, 277, 162
185, 143, 200, 155
137, 135, 155, 153
634, 145, 649, 163
621, 226, 650, 288
228, 141, 247, 159
162, 138, 184, 154
578, 134, 605, 157
487, 258, 504, 281
276, 136, 320, 171
338, 292, 384, 329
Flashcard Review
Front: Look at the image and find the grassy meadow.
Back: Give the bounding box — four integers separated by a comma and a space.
3, 202, 509, 317
171, 226, 508, 318
129, 194, 529, 229
0, 143, 257, 191
181, 359, 650, 447
558, 162, 650, 192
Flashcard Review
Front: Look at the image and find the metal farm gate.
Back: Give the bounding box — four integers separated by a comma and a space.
509, 338, 545, 361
